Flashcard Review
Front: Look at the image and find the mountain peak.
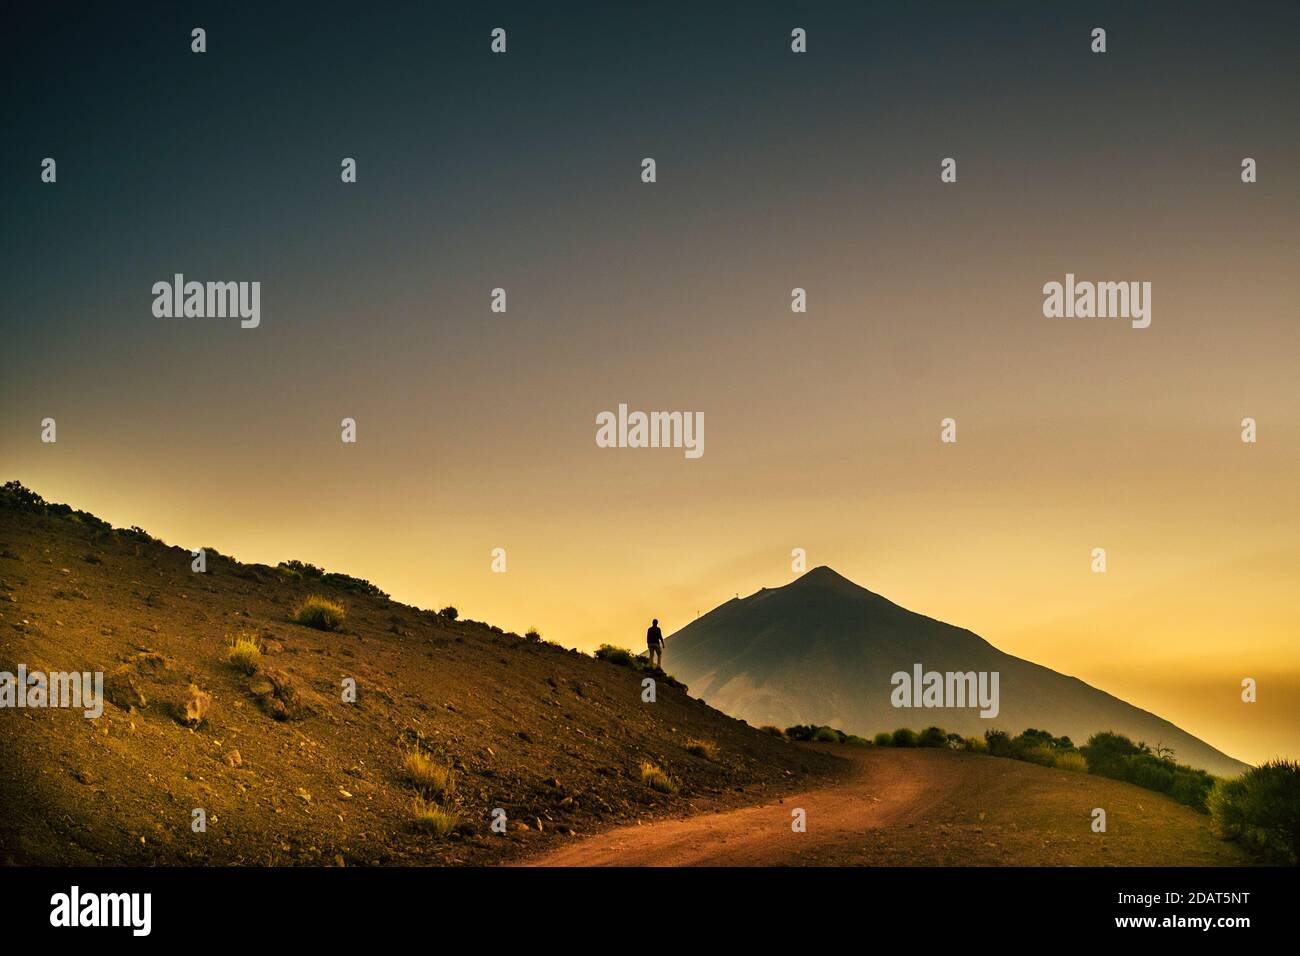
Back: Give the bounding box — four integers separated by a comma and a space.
792, 566, 859, 589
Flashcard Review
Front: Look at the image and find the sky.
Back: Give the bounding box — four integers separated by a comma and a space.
2, 1, 1297, 765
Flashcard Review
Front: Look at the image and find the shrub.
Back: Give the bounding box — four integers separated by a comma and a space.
639, 761, 679, 794
813, 726, 845, 743
844, 735, 873, 747
685, 738, 719, 761
0, 480, 45, 509
984, 729, 1013, 757
320, 571, 387, 598
964, 736, 988, 753
411, 797, 458, 837
402, 749, 456, 798
759, 725, 786, 738
1019, 744, 1059, 767
891, 728, 918, 748
1208, 760, 1300, 864
225, 631, 262, 674
595, 644, 638, 668
1080, 731, 1145, 776
917, 726, 948, 748
524, 627, 542, 643
1053, 751, 1088, 773
784, 725, 819, 742
438, 606, 458, 620
874, 732, 893, 746
1082, 731, 1214, 811
294, 595, 346, 630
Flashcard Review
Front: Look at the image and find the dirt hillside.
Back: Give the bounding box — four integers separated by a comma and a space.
0, 488, 843, 866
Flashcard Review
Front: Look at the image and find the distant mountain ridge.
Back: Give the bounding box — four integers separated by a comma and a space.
666, 567, 1250, 777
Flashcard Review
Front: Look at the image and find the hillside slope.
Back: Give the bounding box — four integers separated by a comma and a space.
0, 490, 842, 866
667, 567, 1250, 778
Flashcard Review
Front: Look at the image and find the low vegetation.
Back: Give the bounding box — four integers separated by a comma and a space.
225, 631, 262, 674
594, 644, 637, 667
1208, 759, 1300, 864
593, 644, 687, 689
1081, 731, 1213, 811
293, 595, 346, 631
639, 760, 679, 794
863, 724, 1229, 816
402, 749, 456, 799
411, 797, 459, 836
276, 559, 388, 598
2, 480, 113, 536
685, 738, 720, 761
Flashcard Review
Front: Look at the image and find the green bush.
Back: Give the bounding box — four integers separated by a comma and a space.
1208, 760, 1300, 864
984, 729, 1013, 757
438, 606, 458, 620
812, 726, 844, 743
874, 732, 893, 746
1019, 744, 1059, 767
0, 481, 112, 532
1082, 731, 1214, 811
891, 728, 917, 748
294, 595, 346, 631
917, 726, 948, 748
1054, 751, 1088, 773
225, 631, 262, 675
593, 644, 686, 688
594, 644, 638, 667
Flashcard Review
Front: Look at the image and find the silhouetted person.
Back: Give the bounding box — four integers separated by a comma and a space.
646, 618, 664, 669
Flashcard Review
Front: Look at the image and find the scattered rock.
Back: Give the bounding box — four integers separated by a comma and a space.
252, 667, 319, 721
104, 672, 148, 710
177, 684, 211, 726
223, 750, 242, 768
248, 675, 274, 697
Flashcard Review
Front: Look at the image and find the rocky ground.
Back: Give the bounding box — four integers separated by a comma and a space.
0, 490, 845, 866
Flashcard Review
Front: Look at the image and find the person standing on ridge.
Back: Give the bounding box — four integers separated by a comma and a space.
646, 618, 665, 669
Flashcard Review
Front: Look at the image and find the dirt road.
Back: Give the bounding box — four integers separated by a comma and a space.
523, 747, 1247, 866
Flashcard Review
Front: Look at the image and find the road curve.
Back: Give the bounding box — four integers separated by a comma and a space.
521, 747, 1246, 867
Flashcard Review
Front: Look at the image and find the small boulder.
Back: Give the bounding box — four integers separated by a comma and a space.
178, 684, 211, 726
104, 672, 148, 710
